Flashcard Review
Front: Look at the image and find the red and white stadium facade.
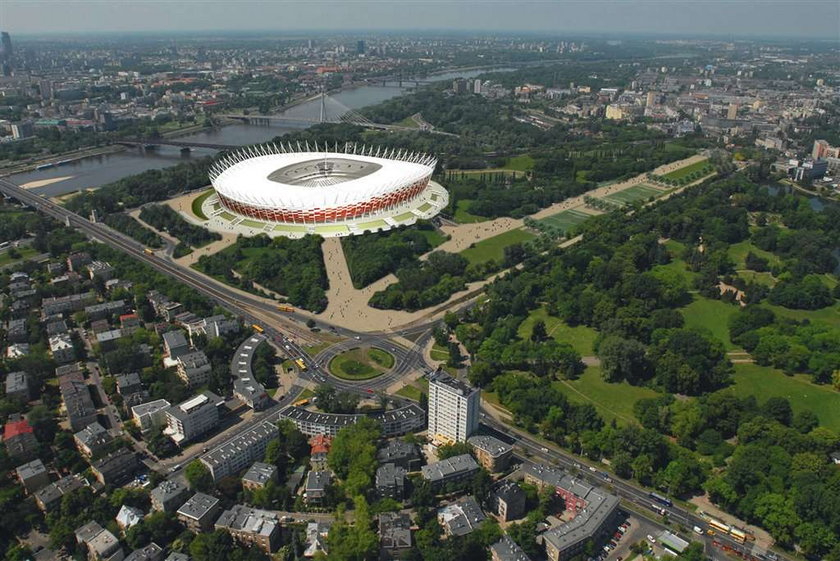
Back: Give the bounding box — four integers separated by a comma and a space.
209, 142, 438, 224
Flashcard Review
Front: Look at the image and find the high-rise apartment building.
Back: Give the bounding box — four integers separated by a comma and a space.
428, 371, 479, 443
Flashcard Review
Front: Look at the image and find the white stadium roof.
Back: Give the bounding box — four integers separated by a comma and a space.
210, 143, 436, 211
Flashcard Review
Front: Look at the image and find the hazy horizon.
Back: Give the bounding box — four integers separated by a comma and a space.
2, 0, 839, 40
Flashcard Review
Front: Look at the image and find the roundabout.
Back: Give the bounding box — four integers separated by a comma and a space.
328, 346, 395, 381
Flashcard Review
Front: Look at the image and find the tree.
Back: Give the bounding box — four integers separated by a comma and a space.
328, 418, 381, 497
754, 492, 801, 545
185, 460, 213, 492
531, 320, 548, 342
762, 397, 792, 426
598, 336, 649, 384
322, 496, 378, 561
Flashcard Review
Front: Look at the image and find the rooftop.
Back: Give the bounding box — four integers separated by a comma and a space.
468, 435, 512, 458
421, 454, 479, 483
490, 535, 532, 561
428, 370, 478, 397
242, 462, 277, 487
438, 495, 486, 536
215, 504, 278, 537
178, 492, 220, 520
16, 458, 47, 480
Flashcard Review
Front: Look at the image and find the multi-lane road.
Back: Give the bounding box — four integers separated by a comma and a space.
0, 177, 789, 561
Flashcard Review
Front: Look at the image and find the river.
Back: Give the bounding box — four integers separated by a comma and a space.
14, 67, 512, 197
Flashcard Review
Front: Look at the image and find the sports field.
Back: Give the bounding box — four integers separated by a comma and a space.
602, 184, 663, 205
537, 209, 592, 235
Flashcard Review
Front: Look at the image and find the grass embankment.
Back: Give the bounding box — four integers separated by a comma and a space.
518, 307, 598, 356
328, 347, 394, 380
661, 158, 711, 180
460, 228, 536, 266
396, 378, 429, 401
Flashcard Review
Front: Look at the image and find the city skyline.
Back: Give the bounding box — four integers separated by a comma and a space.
2, 0, 839, 39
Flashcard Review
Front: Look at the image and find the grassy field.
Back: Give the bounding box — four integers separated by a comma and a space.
460, 228, 536, 266
728, 241, 780, 270
328, 347, 392, 380
396, 378, 428, 401
505, 154, 535, 171
662, 159, 710, 180
537, 209, 593, 235
0, 246, 38, 267
191, 189, 214, 221
554, 366, 663, 426
680, 297, 740, 350
602, 184, 663, 206
417, 228, 449, 248
653, 239, 698, 283
396, 116, 421, 128
731, 363, 840, 432
518, 307, 598, 355
453, 199, 489, 224
430, 343, 450, 362
762, 301, 840, 329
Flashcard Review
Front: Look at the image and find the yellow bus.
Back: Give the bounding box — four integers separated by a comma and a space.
252, 324, 264, 333
143, 247, 155, 255
277, 305, 294, 313
295, 358, 307, 370
293, 398, 309, 407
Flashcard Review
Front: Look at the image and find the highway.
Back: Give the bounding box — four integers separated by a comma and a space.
1, 177, 788, 561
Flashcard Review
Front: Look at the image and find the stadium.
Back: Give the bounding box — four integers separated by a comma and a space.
197, 142, 449, 238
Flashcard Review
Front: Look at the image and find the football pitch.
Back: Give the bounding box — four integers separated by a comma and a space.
537, 209, 593, 234
602, 183, 663, 205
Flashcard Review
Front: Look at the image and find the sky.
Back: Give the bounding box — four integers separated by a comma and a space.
2, 0, 839, 39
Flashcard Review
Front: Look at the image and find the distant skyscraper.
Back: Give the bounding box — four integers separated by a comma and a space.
356, 40, 366, 55
0, 32, 12, 76
428, 371, 479, 443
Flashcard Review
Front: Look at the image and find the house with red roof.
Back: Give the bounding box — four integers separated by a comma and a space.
3, 416, 39, 460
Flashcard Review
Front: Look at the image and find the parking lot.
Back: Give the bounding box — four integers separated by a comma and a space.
598, 514, 665, 561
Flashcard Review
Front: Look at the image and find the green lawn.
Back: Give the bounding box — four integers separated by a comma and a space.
460, 228, 536, 266
298, 388, 315, 400
537, 209, 593, 235
518, 307, 598, 355
505, 154, 535, 171
554, 366, 664, 426
653, 239, 697, 282
761, 301, 840, 329
0, 246, 38, 267
417, 228, 448, 248
191, 189, 214, 221
430, 343, 450, 362
602, 184, 663, 205
417, 202, 433, 213
453, 199, 489, 224
728, 241, 779, 270
368, 348, 395, 369
393, 212, 417, 222
396, 116, 421, 128
328, 347, 390, 380
731, 363, 840, 432
396, 384, 423, 400
680, 297, 740, 350
662, 159, 711, 180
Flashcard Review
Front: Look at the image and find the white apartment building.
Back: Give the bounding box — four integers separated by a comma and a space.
428, 371, 480, 444
164, 392, 221, 445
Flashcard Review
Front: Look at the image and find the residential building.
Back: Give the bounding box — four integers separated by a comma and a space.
176, 351, 212, 388
200, 421, 277, 481
377, 439, 422, 471
305, 470, 332, 506
491, 481, 526, 522
42, 291, 96, 316
215, 504, 280, 553
124, 544, 163, 561
91, 448, 138, 486
116, 505, 145, 529
75, 521, 123, 561
421, 454, 479, 491
428, 371, 479, 444
74, 422, 114, 457
151, 480, 189, 513
58, 365, 98, 431
5, 371, 30, 401
34, 474, 85, 511
16, 458, 50, 493
304, 522, 330, 558
375, 463, 407, 500
379, 512, 412, 552
279, 403, 425, 437
813, 139, 839, 160
120, 314, 142, 335
231, 334, 269, 409
85, 299, 125, 321
49, 333, 76, 364
309, 434, 331, 470
164, 392, 222, 445
5, 319, 27, 343
491, 535, 532, 561
468, 435, 513, 472
177, 492, 221, 532
242, 462, 278, 491
87, 261, 115, 281
438, 495, 486, 537
96, 329, 124, 351
116, 372, 147, 406
3, 416, 38, 460
131, 399, 171, 433
66, 251, 92, 272
162, 330, 189, 359
164, 554, 190, 561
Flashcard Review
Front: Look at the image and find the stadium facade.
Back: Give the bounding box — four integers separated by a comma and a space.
200, 142, 448, 238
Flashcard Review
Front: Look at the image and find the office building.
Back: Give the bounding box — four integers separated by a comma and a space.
375, 463, 407, 500
165, 392, 222, 445
215, 504, 280, 553
16, 458, 50, 493
242, 462, 278, 491
468, 435, 513, 472
0, 31, 12, 75
200, 420, 277, 481
178, 492, 221, 532
421, 454, 479, 491
91, 448, 138, 486
131, 399, 171, 433
151, 480, 189, 513
428, 371, 479, 443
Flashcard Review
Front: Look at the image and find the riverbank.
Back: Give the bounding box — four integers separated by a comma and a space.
0, 144, 126, 178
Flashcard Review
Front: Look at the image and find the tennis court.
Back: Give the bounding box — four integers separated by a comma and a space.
537, 209, 593, 234
602, 183, 663, 205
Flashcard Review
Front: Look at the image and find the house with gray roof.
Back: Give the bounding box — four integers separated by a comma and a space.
420, 453, 479, 491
